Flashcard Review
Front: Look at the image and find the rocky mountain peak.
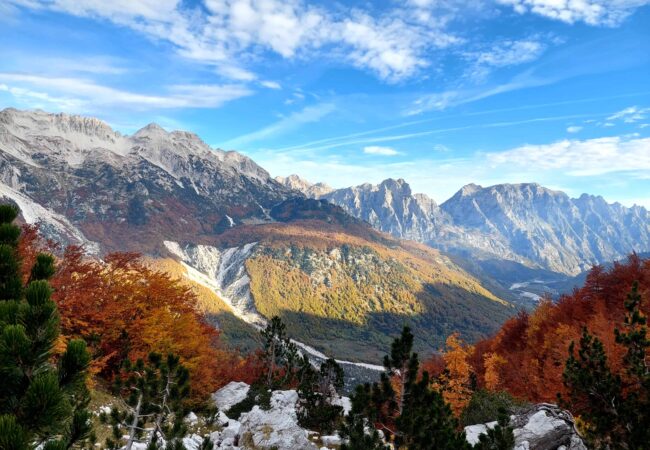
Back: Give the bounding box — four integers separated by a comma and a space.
313, 177, 649, 276
0, 108, 294, 252
133, 122, 168, 138
275, 174, 333, 197
1, 108, 120, 142
378, 178, 411, 196
457, 183, 482, 196
315, 178, 448, 244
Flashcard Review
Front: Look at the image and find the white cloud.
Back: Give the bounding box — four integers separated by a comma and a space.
8, 0, 462, 83
433, 144, 451, 152
607, 106, 650, 123
567, 125, 582, 133
0, 83, 83, 111
256, 134, 650, 209
463, 38, 547, 80
363, 146, 401, 156
260, 80, 281, 89
406, 71, 557, 114
222, 103, 336, 148
284, 91, 305, 105
497, 0, 650, 26
336, 12, 460, 82
0, 73, 252, 111
276, 112, 604, 155
487, 136, 650, 176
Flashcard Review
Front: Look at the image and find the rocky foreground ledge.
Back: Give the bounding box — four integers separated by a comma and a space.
465, 403, 586, 450
123, 382, 586, 450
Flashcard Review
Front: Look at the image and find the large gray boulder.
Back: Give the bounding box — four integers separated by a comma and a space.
465, 403, 587, 450
207, 383, 318, 450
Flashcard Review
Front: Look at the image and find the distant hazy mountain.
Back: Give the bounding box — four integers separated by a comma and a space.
285, 174, 650, 276
275, 174, 334, 198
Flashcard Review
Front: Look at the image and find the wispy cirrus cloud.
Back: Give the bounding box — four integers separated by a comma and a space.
221, 102, 336, 148
260, 80, 281, 90
0, 73, 252, 111
497, 0, 650, 26
7, 0, 462, 83
406, 70, 557, 115
462, 37, 549, 81
408, 30, 649, 115
0, 83, 84, 111
487, 136, 650, 176
607, 106, 650, 123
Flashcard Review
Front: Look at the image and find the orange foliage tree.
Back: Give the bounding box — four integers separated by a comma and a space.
483, 352, 506, 391
18, 228, 254, 404
467, 254, 649, 404
435, 333, 474, 416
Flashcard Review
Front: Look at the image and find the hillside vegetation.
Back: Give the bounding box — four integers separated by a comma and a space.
207, 210, 512, 362
148, 258, 260, 352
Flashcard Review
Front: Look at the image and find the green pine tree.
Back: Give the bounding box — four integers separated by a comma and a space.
297, 357, 345, 433
340, 326, 468, 450
561, 281, 649, 449
340, 383, 390, 450
260, 316, 299, 389
0, 204, 92, 450
101, 352, 190, 450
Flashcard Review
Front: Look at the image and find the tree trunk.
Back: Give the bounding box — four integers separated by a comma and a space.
125, 392, 143, 450
398, 363, 406, 416
150, 371, 172, 445
267, 340, 276, 388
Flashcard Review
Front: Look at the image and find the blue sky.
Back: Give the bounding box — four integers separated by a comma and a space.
1, 0, 649, 206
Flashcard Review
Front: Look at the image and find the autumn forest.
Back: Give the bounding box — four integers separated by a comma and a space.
1, 203, 648, 449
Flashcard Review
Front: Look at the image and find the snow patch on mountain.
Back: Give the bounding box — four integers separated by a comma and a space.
0, 183, 99, 253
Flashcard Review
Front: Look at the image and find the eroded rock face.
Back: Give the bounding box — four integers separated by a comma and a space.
465, 403, 587, 450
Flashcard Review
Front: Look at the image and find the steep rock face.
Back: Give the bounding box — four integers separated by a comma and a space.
320, 178, 450, 242
163, 241, 264, 326
0, 108, 295, 252
303, 176, 649, 276
440, 183, 650, 275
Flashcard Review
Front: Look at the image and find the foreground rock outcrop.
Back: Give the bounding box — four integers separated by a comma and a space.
112, 384, 587, 450
209, 382, 324, 450
465, 403, 587, 450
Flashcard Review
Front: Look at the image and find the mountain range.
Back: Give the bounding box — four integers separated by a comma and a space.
0, 108, 515, 362
0, 108, 290, 253
276, 175, 650, 279
2, 108, 648, 360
